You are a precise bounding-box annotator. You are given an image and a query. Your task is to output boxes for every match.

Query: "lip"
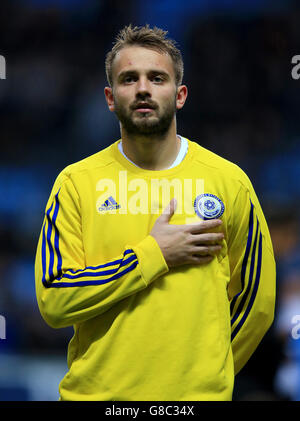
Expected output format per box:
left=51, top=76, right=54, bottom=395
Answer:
left=135, top=108, right=153, bottom=112
left=134, top=102, right=156, bottom=111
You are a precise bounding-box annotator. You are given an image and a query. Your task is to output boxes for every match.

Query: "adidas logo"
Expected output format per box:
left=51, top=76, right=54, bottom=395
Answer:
left=98, top=196, right=121, bottom=212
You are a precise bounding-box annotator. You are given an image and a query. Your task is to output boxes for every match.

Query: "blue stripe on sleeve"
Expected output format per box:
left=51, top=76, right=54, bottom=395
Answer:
left=67, top=248, right=135, bottom=275
left=231, top=217, right=259, bottom=327
left=45, top=259, right=139, bottom=288
left=46, top=202, right=55, bottom=280
left=230, top=201, right=254, bottom=315
left=53, top=191, right=62, bottom=278
left=56, top=253, right=137, bottom=281
left=41, top=189, right=139, bottom=289
left=231, top=232, right=263, bottom=341
left=48, top=192, right=61, bottom=280
left=41, top=222, right=47, bottom=286
left=43, top=190, right=62, bottom=283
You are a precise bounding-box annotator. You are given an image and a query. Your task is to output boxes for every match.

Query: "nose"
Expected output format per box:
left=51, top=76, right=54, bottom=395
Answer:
left=136, top=76, right=151, bottom=98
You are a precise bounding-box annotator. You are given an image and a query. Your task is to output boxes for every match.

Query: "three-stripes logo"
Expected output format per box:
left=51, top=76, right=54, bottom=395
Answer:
left=98, top=196, right=121, bottom=212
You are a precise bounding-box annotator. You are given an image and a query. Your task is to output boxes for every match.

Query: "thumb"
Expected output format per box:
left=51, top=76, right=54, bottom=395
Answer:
left=159, top=198, right=177, bottom=223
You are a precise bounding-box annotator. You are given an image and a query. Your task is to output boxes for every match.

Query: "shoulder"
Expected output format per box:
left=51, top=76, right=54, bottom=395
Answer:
left=64, top=142, right=117, bottom=178
left=49, top=141, right=119, bottom=195
left=55, top=141, right=118, bottom=184
left=189, top=139, right=254, bottom=192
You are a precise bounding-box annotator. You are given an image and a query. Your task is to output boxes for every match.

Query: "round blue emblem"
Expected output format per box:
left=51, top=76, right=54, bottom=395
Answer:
left=194, top=194, right=225, bottom=220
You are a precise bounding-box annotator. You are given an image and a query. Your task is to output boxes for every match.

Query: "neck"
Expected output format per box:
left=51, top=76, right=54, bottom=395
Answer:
left=120, top=119, right=181, bottom=170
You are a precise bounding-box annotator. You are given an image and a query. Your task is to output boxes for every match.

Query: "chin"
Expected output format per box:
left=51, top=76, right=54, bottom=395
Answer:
left=132, top=119, right=159, bottom=130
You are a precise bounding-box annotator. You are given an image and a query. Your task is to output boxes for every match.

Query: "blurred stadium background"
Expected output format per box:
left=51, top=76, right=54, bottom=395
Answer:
left=1, top=0, right=300, bottom=401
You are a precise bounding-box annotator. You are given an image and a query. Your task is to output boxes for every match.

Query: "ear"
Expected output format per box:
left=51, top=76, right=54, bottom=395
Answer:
left=176, top=85, right=188, bottom=110
left=104, top=87, right=115, bottom=112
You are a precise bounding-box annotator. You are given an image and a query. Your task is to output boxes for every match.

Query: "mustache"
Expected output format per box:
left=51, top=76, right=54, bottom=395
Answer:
left=130, top=100, right=158, bottom=110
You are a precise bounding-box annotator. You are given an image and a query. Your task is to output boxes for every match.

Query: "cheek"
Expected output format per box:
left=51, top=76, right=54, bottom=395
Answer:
left=115, top=87, right=135, bottom=102
left=113, top=94, right=131, bottom=113
left=158, top=89, right=177, bottom=108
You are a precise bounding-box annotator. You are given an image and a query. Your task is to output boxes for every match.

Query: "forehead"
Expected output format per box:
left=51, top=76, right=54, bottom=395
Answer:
left=112, top=46, right=175, bottom=79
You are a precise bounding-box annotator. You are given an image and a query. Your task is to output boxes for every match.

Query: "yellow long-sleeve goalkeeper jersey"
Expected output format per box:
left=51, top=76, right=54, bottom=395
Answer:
left=35, top=137, right=276, bottom=401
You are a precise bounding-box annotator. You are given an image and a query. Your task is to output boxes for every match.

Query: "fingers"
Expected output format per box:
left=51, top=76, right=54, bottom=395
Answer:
left=188, top=255, right=214, bottom=265
left=189, top=232, right=224, bottom=245
left=187, top=219, right=223, bottom=234
left=190, top=244, right=222, bottom=256
left=159, top=198, right=177, bottom=223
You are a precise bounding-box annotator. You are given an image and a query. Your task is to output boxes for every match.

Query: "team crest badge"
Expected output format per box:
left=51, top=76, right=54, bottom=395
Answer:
left=194, top=194, right=225, bottom=220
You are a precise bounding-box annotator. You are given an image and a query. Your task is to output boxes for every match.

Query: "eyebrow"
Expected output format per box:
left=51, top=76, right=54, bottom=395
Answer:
left=117, top=69, right=170, bottom=82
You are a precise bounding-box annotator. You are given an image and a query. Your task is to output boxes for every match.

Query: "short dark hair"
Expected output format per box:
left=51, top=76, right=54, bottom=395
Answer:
left=105, top=24, right=184, bottom=87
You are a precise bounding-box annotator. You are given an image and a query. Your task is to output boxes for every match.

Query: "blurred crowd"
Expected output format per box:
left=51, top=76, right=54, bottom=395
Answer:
left=0, top=0, right=300, bottom=401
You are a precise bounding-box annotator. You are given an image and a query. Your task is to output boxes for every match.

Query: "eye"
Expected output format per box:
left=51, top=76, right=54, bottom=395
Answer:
left=152, top=75, right=164, bottom=83
left=123, top=75, right=136, bottom=84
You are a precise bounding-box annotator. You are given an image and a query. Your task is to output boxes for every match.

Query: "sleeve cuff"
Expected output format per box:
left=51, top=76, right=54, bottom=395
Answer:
left=131, top=235, right=169, bottom=286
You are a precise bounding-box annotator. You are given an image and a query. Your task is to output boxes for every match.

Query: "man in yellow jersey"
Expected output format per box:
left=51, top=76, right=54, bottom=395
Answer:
left=35, top=25, right=276, bottom=401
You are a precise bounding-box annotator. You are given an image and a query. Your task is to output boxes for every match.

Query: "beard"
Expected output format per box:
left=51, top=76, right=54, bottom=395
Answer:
left=114, top=94, right=177, bottom=138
